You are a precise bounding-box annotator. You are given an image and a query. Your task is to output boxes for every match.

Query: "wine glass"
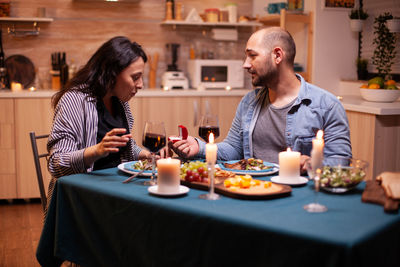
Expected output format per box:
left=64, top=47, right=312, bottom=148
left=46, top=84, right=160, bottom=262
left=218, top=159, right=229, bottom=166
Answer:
left=142, top=122, right=166, bottom=186
left=303, top=160, right=327, bottom=213
left=198, top=114, right=220, bottom=142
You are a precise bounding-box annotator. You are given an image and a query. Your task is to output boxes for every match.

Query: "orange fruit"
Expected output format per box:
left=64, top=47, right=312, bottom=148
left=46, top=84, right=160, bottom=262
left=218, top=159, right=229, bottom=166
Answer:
left=368, top=83, right=380, bottom=89
left=360, top=84, right=368, bottom=88
left=385, top=80, right=396, bottom=86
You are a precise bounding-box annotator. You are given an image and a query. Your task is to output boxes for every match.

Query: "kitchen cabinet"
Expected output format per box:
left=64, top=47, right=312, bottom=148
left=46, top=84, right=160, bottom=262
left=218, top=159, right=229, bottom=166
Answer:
left=259, top=9, right=313, bottom=82
left=0, top=99, right=16, bottom=199
left=14, top=98, right=53, bottom=198
left=346, top=110, right=400, bottom=180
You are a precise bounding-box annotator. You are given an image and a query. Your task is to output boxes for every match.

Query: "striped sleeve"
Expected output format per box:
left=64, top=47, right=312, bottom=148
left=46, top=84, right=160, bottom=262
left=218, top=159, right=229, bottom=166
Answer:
left=121, top=101, right=142, bottom=161
left=47, top=90, right=98, bottom=178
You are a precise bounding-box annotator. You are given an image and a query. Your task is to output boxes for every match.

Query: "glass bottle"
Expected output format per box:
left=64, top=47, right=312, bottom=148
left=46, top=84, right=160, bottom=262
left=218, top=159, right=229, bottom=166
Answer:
left=0, top=29, right=9, bottom=89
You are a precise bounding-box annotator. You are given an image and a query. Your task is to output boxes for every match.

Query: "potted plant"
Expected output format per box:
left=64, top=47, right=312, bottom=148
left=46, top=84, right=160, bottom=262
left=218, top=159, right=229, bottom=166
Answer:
left=356, top=58, right=368, bottom=80
left=371, top=13, right=397, bottom=80
left=349, top=8, right=369, bottom=32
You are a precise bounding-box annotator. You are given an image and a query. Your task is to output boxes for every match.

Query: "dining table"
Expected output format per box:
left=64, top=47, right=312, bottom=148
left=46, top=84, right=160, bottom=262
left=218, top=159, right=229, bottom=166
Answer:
left=36, top=165, right=400, bottom=267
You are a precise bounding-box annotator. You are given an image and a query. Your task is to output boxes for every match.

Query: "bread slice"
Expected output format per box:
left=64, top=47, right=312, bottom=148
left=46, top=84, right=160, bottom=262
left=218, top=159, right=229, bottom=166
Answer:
left=377, top=172, right=400, bottom=199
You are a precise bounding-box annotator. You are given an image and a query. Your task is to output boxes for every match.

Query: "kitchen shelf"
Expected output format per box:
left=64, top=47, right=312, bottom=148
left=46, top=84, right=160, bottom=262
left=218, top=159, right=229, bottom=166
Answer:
left=259, top=9, right=313, bottom=82
left=0, top=17, right=53, bottom=23
left=0, top=17, right=53, bottom=37
left=161, top=20, right=262, bottom=27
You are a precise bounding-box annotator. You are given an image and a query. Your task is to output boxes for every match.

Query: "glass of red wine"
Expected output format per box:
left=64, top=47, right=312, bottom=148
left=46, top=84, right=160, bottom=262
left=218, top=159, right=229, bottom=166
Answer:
left=198, top=114, right=220, bottom=142
left=142, top=121, right=166, bottom=186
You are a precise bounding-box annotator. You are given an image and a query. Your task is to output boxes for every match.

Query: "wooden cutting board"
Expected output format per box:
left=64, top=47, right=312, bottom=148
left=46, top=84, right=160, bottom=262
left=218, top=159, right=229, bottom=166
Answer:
left=5, top=55, right=35, bottom=88
left=362, top=180, right=399, bottom=213
left=181, top=180, right=292, bottom=200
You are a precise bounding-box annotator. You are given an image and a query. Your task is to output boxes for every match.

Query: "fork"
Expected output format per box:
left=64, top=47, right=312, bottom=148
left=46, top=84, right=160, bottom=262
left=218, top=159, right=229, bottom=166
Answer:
left=122, top=170, right=145, bottom=184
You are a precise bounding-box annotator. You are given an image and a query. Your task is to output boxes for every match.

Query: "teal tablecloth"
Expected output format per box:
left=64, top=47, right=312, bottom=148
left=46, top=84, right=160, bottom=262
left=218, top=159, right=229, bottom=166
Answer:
left=37, top=168, right=400, bottom=267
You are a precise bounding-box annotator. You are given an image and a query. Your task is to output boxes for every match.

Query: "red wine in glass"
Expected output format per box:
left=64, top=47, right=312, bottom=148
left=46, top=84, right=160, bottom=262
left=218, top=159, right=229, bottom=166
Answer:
left=198, top=126, right=220, bottom=142
left=143, top=133, right=166, bottom=153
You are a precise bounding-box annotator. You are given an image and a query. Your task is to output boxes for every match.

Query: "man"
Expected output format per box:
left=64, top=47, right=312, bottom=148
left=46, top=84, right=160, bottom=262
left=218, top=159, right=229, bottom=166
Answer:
left=170, top=27, right=351, bottom=171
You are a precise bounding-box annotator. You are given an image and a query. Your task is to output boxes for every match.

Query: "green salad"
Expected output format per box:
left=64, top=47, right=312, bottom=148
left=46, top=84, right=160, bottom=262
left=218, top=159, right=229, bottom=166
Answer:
left=320, top=166, right=366, bottom=188
left=133, top=160, right=153, bottom=170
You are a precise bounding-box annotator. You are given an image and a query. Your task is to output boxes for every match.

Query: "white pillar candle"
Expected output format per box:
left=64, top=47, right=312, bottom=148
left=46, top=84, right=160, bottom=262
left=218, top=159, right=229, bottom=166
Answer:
left=206, top=133, right=217, bottom=163
left=156, top=158, right=181, bottom=193
left=279, top=148, right=300, bottom=180
left=311, top=130, right=324, bottom=171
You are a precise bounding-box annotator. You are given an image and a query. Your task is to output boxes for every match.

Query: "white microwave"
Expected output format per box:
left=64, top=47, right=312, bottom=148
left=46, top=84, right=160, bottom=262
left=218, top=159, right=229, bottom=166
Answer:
left=187, top=59, right=244, bottom=89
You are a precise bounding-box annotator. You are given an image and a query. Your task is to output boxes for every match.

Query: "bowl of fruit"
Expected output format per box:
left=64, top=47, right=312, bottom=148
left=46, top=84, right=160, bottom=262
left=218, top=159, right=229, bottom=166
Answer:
left=320, top=158, right=368, bottom=193
left=360, top=77, right=400, bottom=103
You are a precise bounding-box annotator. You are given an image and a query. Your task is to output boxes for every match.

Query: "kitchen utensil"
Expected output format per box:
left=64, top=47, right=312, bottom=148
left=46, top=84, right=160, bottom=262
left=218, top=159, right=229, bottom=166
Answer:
left=122, top=169, right=145, bottom=183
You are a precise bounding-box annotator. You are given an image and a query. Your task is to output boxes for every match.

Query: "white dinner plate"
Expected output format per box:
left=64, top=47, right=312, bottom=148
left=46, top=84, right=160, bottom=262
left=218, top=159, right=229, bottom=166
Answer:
left=270, top=176, right=308, bottom=186
left=219, top=160, right=279, bottom=176
left=148, top=185, right=189, bottom=197
left=118, top=161, right=155, bottom=177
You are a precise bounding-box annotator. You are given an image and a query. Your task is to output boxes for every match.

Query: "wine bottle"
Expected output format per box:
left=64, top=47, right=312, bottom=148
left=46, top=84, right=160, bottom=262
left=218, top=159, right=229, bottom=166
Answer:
left=0, top=29, right=9, bottom=89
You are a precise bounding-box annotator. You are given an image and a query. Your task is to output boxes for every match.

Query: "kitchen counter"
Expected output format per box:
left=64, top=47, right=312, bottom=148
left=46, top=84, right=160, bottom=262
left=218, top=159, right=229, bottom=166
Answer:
left=0, top=89, right=251, bottom=98
left=340, top=95, right=400, bottom=115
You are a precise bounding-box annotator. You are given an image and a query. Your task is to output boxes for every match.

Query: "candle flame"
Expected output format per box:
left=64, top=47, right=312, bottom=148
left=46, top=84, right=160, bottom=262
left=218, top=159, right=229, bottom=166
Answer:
left=316, top=130, right=324, bottom=140
left=209, top=132, right=214, bottom=144
left=287, top=147, right=291, bottom=152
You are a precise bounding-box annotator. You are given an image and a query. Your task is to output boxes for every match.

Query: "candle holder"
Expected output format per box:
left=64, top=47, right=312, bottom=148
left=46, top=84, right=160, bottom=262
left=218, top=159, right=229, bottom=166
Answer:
left=303, top=169, right=327, bottom=213
left=199, top=162, right=220, bottom=200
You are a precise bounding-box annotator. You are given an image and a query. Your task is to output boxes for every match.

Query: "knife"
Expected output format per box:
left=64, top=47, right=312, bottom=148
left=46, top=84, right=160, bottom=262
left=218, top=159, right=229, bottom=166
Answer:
left=122, top=170, right=145, bottom=183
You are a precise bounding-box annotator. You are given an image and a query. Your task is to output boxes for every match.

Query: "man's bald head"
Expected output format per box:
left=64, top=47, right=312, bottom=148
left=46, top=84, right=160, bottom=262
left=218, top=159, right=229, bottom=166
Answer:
left=251, top=27, right=296, bottom=66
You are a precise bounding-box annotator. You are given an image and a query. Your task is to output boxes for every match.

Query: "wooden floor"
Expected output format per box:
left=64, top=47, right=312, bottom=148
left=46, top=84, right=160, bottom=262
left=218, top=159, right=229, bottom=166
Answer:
left=0, top=199, right=43, bottom=267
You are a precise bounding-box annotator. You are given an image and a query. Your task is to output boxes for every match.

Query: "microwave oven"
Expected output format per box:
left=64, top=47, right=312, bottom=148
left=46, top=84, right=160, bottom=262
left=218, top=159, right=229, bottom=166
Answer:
left=187, top=59, right=244, bottom=89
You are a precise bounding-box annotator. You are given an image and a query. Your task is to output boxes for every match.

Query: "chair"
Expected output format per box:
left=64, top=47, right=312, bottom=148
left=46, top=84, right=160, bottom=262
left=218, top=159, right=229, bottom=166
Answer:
left=29, top=132, right=49, bottom=212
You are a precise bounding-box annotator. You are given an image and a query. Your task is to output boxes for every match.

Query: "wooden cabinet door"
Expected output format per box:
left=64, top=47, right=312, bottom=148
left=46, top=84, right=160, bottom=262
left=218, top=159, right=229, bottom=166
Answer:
left=15, top=98, right=53, bottom=199
left=0, top=99, right=17, bottom=199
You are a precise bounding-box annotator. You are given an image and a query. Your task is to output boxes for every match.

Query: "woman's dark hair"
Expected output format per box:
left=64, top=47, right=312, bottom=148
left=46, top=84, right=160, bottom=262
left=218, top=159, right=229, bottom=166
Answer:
left=52, top=36, right=147, bottom=108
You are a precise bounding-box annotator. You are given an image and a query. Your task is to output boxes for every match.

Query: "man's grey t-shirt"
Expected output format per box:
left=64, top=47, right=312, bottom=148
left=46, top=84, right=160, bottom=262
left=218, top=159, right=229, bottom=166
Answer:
left=252, top=96, right=297, bottom=163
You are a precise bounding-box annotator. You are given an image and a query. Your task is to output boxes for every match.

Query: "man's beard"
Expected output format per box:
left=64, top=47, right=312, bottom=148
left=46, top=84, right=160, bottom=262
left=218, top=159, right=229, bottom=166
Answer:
left=250, top=63, right=277, bottom=88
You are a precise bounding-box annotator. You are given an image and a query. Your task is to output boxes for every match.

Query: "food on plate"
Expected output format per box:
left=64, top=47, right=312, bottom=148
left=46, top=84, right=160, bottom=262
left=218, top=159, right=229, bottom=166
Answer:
left=132, top=160, right=153, bottom=170
left=215, top=169, right=235, bottom=178
left=224, top=158, right=273, bottom=171
left=223, top=174, right=271, bottom=190
left=320, top=165, right=366, bottom=189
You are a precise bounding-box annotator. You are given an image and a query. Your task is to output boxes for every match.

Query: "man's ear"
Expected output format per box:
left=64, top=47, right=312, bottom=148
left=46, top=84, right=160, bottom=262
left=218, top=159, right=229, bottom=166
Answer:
left=273, top=47, right=283, bottom=64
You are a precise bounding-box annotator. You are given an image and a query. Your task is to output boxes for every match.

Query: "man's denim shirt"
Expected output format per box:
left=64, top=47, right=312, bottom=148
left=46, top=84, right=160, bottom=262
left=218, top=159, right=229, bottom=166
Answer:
left=197, top=75, right=352, bottom=164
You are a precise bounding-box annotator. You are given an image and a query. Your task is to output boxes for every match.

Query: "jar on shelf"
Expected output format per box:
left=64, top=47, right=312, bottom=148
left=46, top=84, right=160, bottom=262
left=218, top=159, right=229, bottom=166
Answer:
left=219, top=8, right=229, bottom=22
left=205, top=8, right=219, bottom=23
left=225, top=3, right=237, bottom=23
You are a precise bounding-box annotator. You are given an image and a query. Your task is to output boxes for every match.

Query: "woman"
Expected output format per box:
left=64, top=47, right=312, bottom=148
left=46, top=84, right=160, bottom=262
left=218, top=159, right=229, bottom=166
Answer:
left=47, top=37, right=155, bottom=203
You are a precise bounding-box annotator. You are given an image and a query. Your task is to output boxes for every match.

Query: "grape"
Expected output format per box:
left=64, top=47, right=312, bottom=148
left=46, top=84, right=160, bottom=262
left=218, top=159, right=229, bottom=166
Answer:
left=197, top=167, right=204, bottom=174
left=186, top=169, right=193, bottom=176
left=193, top=172, right=201, bottom=182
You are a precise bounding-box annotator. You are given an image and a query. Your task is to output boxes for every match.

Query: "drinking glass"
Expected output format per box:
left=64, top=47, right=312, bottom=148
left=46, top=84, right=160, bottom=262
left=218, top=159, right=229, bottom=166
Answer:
left=198, top=114, right=220, bottom=142
left=142, top=122, right=166, bottom=186
left=303, top=162, right=327, bottom=213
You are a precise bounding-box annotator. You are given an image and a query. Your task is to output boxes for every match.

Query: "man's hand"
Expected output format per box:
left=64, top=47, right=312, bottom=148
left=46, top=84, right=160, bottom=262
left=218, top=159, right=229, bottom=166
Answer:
left=300, top=155, right=311, bottom=175
left=169, top=136, right=199, bottom=159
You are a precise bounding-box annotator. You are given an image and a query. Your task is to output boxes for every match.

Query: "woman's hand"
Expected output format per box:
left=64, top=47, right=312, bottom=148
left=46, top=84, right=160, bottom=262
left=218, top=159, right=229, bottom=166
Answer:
left=84, top=128, right=131, bottom=168
left=169, top=136, right=199, bottom=159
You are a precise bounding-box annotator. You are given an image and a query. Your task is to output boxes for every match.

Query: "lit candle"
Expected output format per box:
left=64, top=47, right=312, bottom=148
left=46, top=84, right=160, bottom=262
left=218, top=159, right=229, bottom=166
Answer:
left=11, top=82, right=22, bottom=92
left=206, top=133, right=217, bottom=163
left=279, top=148, right=301, bottom=180
left=311, top=130, right=324, bottom=171
left=156, top=158, right=181, bottom=193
